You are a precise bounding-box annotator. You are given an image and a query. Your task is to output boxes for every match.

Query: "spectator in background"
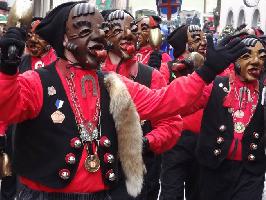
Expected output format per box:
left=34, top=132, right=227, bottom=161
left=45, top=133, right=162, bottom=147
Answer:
left=191, top=14, right=201, bottom=27
left=186, top=14, right=192, bottom=25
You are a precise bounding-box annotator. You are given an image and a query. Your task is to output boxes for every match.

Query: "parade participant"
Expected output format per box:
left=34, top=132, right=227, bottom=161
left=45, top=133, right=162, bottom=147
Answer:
left=160, top=24, right=207, bottom=84
left=0, top=27, right=27, bottom=200
left=102, top=10, right=180, bottom=200
left=19, top=18, right=57, bottom=72
left=192, top=35, right=266, bottom=200
left=159, top=25, right=206, bottom=200
left=0, top=2, right=246, bottom=200
left=134, top=15, right=171, bottom=70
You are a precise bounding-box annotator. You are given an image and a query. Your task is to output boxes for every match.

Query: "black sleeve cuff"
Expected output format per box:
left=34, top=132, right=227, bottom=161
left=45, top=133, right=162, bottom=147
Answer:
left=195, top=65, right=217, bottom=84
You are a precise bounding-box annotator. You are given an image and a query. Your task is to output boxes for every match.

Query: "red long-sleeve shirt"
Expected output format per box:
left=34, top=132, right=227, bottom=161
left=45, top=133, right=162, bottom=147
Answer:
left=0, top=59, right=206, bottom=193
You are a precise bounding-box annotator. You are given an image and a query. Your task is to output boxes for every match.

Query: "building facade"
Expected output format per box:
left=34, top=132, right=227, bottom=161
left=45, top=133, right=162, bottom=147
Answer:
left=181, top=0, right=218, bottom=27
left=219, top=0, right=265, bottom=32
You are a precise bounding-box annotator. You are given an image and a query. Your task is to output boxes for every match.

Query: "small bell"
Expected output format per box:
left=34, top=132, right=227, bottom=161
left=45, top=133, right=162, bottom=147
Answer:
left=219, top=125, right=226, bottom=132
left=100, top=136, right=111, bottom=148
left=109, top=173, right=116, bottom=181
left=106, top=170, right=116, bottom=181
left=213, top=149, right=221, bottom=156
left=248, top=154, right=255, bottom=161
left=250, top=143, right=258, bottom=150
left=65, top=153, right=76, bottom=164
left=70, top=137, right=82, bottom=149
left=104, top=153, right=114, bottom=164
left=217, top=137, right=224, bottom=144
left=253, top=132, right=259, bottom=139
left=59, top=169, right=70, bottom=180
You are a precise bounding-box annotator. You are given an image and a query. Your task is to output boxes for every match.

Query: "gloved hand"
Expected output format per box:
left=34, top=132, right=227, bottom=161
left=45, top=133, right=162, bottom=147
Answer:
left=0, top=27, right=26, bottom=75
left=196, top=34, right=248, bottom=83
left=148, top=50, right=162, bottom=70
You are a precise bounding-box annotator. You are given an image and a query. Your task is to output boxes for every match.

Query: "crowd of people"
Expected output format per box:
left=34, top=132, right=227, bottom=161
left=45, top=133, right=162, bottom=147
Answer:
left=0, top=1, right=265, bottom=200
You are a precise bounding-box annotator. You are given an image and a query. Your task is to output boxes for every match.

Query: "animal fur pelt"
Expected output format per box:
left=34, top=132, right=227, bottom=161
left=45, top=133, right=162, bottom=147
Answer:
left=104, top=73, right=146, bottom=197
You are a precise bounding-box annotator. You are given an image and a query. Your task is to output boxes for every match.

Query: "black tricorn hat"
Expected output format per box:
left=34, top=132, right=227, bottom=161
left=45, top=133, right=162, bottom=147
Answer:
left=35, top=1, right=86, bottom=58
left=167, top=25, right=188, bottom=58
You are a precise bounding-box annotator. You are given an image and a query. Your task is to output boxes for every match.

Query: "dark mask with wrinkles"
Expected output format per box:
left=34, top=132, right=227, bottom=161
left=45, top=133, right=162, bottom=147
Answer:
left=65, top=3, right=106, bottom=69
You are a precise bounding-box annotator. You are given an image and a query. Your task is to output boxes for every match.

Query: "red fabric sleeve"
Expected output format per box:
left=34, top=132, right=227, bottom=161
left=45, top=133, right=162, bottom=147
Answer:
left=161, top=52, right=172, bottom=63
left=145, top=68, right=182, bottom=154
left=159, top=62, right=170, bottom=84
left=150, top=68, right=167, bottom=89
left=182, top=109, right=203, bottom=134
left=146, top=115, right=182, bottom=154
left=182, top=82, right=213, bottom=117
left=122, top=71, right=207, bottom=121
left=0, top=71, right=43, bottom=124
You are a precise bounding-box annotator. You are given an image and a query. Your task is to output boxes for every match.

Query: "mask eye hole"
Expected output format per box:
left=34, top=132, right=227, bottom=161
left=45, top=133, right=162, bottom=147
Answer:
left=79, top=28, right=92, bottom=37
left=130, top=25, right=138, bottom=33
left=241, top=54, right=251, bottom=60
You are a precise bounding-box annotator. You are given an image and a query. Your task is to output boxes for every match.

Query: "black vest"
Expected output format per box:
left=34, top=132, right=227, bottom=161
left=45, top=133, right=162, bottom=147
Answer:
left=196, top=76, right=266, bottom=175
left=134, top=63, right=153, bottom=135
left=19, top=55, right=32, bottom=73
left=14, top=62, right=119, bottom=188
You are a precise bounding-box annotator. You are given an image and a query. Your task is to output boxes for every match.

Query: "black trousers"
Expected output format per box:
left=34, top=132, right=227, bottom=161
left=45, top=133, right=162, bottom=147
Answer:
left=110, top=153, right=161, bottom=200
left=159, top=132, right=199, bottom=200
left=199, top=160, right=265, bottom=200
left=17, top=185, right=111, bottom=200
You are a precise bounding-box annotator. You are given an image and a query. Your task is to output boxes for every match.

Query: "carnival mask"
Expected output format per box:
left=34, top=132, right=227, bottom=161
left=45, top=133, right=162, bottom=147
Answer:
left=106, top=10, right=137, bottom=60
left=187, top=25, right=206, bottom=56
left=26, top=32, right=49, bottom=57
left=65, top=3, right=106, bottom=69
left=236, top=37, right=266, bottom=82
left=135, top=17, right=150, bottom=48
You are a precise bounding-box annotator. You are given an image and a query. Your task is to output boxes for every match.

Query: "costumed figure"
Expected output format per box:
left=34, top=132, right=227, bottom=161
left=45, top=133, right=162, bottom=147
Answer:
left=134, top=15, right=171, bottom=70
left=159, top=24, right=207, bottom=200
left=19, top=18, right=57, bottom=72
left=0, top=27, right=27, bottom=200
left=0, top=2, right=247, bottom=200
left=160, top=25, right=207, bottom=84
left=102, top=10, right=180, bottom=200
left=194, top=35, right=266, bottom=200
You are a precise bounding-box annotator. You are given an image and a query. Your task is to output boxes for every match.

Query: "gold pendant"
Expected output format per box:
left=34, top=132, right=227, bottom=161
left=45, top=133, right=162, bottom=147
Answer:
left=234, top=122, right=245, bottom=133
left=234, top=110, right=244, bottom=118
left=84, top=154, right=100, bottom=173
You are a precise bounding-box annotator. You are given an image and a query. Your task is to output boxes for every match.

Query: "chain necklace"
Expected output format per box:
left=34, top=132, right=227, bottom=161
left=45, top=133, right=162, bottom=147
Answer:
left=65, top=69, right=101, bottom=172
left=231, top=83, right=258, bottom=134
